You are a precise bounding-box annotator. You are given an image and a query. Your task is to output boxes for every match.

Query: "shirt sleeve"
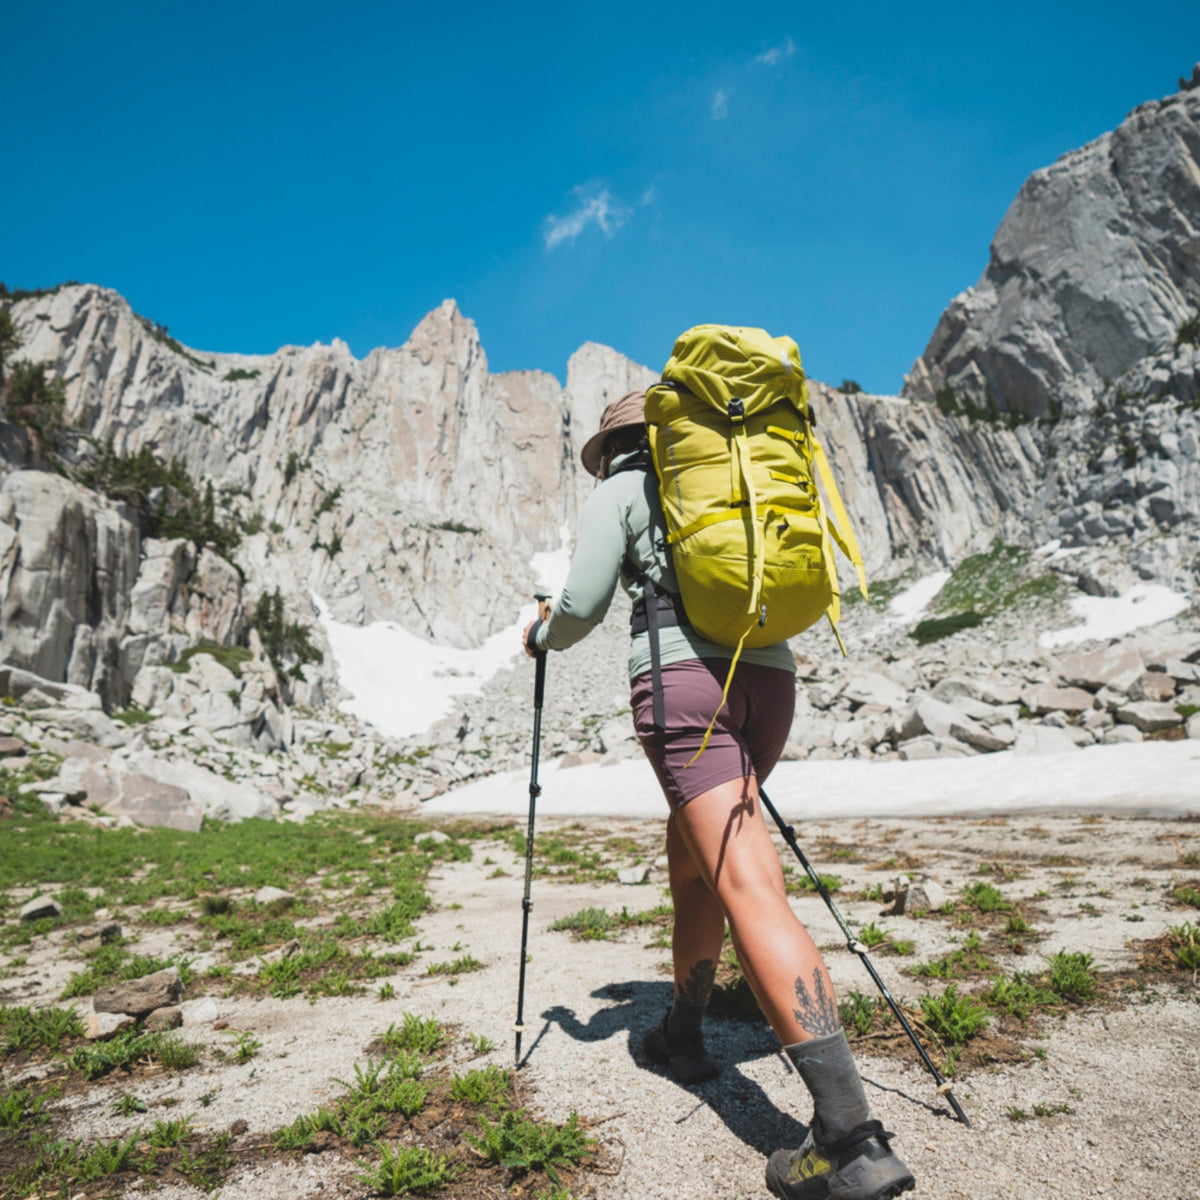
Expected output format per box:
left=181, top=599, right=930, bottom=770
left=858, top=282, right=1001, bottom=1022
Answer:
left=535, top=480, right=628, bottom=652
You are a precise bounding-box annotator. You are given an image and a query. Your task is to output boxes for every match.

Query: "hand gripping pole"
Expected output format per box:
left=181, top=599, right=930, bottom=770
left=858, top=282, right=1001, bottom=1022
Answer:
left=758, top=786, right=970, bottom=1127
left=514, top=594, right=550, bottom=1067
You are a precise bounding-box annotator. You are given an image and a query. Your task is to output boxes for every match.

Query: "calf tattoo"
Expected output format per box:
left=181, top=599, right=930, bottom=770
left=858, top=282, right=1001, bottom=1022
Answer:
left=677, top=958, right=717, bottom=1006
left=791, top=967, right=840, bottom=1036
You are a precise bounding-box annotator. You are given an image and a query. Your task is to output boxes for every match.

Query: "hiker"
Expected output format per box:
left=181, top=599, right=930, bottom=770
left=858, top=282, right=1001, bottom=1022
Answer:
left=521, top=385, right=915, bottom=1200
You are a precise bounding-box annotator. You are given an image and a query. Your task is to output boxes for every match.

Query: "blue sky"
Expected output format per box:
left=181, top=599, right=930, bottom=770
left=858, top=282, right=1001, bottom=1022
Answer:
left=4, top=1, right=1198, bottom=393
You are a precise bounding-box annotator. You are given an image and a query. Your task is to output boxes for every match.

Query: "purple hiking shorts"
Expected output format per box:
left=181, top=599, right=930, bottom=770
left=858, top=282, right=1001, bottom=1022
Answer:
left=630, top=657, right=795, bottom=810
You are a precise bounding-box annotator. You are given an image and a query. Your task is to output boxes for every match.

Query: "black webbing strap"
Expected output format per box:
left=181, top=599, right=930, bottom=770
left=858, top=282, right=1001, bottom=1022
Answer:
left=629, top=578, right=687, bottom=733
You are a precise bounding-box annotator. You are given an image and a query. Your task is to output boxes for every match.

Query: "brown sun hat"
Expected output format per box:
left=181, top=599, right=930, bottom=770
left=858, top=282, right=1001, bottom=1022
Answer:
left=580, top=390, right=647, bottom=479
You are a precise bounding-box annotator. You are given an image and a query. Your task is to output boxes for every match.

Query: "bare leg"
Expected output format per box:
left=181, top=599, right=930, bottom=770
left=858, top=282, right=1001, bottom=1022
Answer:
left=666, top=809, right=725, bottom=1005
left=671, top=774, right=839, bottom=1043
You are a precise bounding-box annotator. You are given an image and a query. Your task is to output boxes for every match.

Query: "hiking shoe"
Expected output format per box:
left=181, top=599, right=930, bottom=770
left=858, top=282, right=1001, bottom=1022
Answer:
left=642, top=1010, right=719, bottom=1083
left=765, top=1119, right=915, bottom=1200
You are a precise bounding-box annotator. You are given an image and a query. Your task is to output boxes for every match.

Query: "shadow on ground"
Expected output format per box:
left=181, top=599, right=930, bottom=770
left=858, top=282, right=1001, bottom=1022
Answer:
left=541, top=980, right=808, bottom=1156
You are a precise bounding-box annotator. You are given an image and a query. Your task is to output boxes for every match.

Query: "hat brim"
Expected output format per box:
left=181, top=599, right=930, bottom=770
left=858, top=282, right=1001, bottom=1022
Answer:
left=580, top=422, right=644, bottom=479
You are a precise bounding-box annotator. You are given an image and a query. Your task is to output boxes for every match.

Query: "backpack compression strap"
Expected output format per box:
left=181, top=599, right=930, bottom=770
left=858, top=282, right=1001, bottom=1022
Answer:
left=810, top=432, right=867, bottom=658
left=686, top=398, right=764, bottom=765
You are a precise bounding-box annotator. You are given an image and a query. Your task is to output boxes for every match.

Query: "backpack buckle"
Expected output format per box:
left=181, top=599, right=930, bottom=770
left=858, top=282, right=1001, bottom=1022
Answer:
left=728, top=398, right=745, bottom=424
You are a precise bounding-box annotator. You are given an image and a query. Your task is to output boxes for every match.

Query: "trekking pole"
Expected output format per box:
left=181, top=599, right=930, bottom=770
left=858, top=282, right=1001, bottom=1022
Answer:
left=758, top=786, right=970, bottom=1128
left=514, top=594, right=551, bottom=1068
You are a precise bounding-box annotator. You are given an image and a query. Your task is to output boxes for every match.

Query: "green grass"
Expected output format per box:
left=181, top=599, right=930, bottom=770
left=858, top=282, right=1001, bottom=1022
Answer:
left=1166, top=922, right=1200, bottom=972
left=358, top=1144, right=463, bottom=1196
left=961, top=882, right=1015, bottom=913
left=67, top=1030, right=199, bottom=1080
left=838, top=991, right=883, bottom=1037
left=911, top=930, right=992, bottom=980
left=169, top=640, right=253, bottom=679
left=70, top=1132, right=143, bottom=1181
left=426, top=954, right=482, bottom=976
left=0, top=1004, right=85, bottom=1055
left=113, top=705, right=155, bottom=726
left=548, top=903, right=671, bottom=941
left=978, top=974, right=1059, bottom=1021
left=466, top=1109, right=594, bottom=1187
left=855, top=923, right=915, bottom=956
left=936, top=542, right=1030, bottom=612
left=248, top=936, right=400, bottom=1000
left=380, top=1014, right=445, bottom=1056
left=0, top=783, right=455, bottom=911
left=506, top=830, right=617, bottom=884
left=451, top=1066, right=512, bottom=1107
left=785, top=872, right=842, bottom=896
left=1045, top=951, right=1099, bottom=1001
left=919, top=984, right=989, bottom=1046
left=147, top=1115, right=194, bottom=1148
left=910, top=611, right=986, bottom=644
left=62, top=945, right=195, bottom=999
left=0, top=1085, right=46, bottom=1129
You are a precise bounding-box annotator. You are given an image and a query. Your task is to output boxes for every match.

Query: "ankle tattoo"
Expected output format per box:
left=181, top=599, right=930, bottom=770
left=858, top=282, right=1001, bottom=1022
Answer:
left=791, top=967, right=840, bottom=1036
left=677, top=958, right=716, bottom=1007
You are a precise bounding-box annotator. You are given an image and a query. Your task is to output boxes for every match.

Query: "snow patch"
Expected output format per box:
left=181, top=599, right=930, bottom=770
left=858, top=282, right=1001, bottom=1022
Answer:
left=312, top=594, right=537, bottom=739
left=887, top=571, right=950, bottom=622
left=423, top=740, right=1200, bottom=820
left=311, top=528, right=577, bottom=738
left=530, top=524, right=571, bottom=601
left=1039, top=585, right=1191, bottom=648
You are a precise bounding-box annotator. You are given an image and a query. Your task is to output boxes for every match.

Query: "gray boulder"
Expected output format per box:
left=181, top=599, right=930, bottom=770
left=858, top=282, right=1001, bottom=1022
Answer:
left=119, top=750, right=278, bottom=822
left=1129, top=671, right=1176, bottom=703
left=76, top=922, right=123, bottom=954
left=56, top=757, right=203, bottom=832
left=20, top=895, right=62, bottom=922
left=901, top=877, right=947, bottom=914
left=1026, top=686, right=1095, bottom=716
left=1014, top=726, right=1083, bottom=755
left=1058, top=647, right=1145, bottom=693
left=1114, top=701, right=1183, bottom=733
left=841, top=672, right=908, bottom=710
left=84, top=1012, right=136, bottom=1041
left=144, top=1006, right=184, bottom=1032
left=911, top=696, right=1007, bottom=752
left=1104, top=725, right=1145, bottom=745
left=93, top=967, right=183, bottom=1017
left=898, top=735, right=976, bottom=760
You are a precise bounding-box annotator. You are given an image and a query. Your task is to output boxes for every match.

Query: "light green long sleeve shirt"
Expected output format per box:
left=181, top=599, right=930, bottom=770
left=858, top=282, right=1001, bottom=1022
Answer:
left=534, top=454, right=796, bottom=681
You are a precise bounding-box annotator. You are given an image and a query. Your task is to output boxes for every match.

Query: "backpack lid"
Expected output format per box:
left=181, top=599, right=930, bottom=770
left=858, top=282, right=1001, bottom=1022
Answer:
left=658, top=325, right=806, bottom=414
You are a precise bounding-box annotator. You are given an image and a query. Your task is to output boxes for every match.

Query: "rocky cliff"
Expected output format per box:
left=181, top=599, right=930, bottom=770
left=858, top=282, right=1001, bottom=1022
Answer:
left=2, top=69, right=1199, bottom=742
left=0, top=283, right=1056, bottom=707
left=904, top=76, right=1200, bottom=417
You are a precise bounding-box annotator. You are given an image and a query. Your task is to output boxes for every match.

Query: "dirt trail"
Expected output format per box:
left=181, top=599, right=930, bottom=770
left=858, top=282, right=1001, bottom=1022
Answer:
left=5, top=810, right=1199, bottom=1200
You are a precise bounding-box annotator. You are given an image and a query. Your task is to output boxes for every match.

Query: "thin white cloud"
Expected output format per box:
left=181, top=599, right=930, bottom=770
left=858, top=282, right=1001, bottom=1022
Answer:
left=639, top=182, right=658, bottom=206
left=711, top=87, right=730, bottom=120
left=542, top=184, right=632, bottom=251
left=753, top=36, right=795, bottom=67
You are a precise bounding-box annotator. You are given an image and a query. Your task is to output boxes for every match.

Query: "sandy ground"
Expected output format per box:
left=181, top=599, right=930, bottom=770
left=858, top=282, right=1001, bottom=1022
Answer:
left=7, top=806, right=1199, bottom=1200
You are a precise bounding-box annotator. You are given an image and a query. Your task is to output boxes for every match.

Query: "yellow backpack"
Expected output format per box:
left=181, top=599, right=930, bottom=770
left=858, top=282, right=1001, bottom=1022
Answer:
left=644, top=325, right=867, bottom=748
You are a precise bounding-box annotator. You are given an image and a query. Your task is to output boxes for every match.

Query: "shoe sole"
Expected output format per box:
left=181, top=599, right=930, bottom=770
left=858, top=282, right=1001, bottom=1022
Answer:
left=766, top=1167, right=916, bottom=1200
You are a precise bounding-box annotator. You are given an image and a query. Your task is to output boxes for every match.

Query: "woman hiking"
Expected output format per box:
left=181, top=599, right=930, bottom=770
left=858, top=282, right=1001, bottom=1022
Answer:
left=522, top=389, right=915, bottom=1200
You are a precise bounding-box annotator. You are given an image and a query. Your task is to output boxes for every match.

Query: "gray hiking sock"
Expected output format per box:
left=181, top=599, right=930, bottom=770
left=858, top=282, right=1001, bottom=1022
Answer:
left=666, top=996, right=707, bottom=1038
left=783, top=1029, right=871, bottom=1142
